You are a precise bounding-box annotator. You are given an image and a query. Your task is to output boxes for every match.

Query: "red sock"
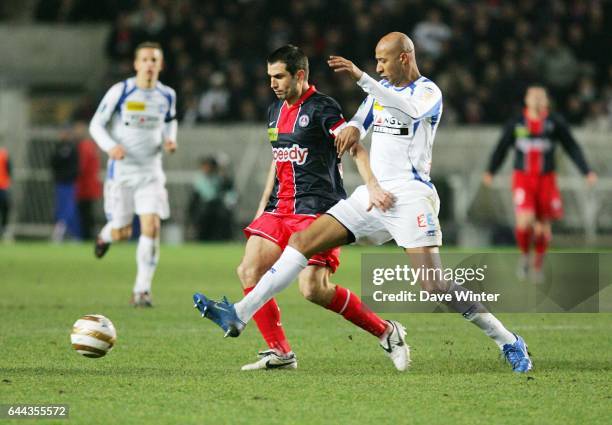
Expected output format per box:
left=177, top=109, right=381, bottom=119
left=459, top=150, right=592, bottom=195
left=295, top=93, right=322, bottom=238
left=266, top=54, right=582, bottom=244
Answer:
left=243, top=287, right=291, bottom=354
left=326, top=285, right=388, bottom=338
left=515, top=227, right=532, bottom=254
left=534, top=233, right=550, bottom=270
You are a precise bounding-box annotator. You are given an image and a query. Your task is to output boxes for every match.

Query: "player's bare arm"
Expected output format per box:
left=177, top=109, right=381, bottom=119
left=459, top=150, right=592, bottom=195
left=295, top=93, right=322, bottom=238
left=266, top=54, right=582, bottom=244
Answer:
left=350, top=143, right=395, bottom=212
left=254, top=160, right=276, bottom=219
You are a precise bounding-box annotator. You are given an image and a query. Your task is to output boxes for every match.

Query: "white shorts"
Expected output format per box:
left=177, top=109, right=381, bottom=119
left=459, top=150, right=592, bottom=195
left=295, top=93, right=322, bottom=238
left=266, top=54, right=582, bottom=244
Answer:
left=327, top=180, right=442, bottom=248
left=104, top=177, right=170, bottom=228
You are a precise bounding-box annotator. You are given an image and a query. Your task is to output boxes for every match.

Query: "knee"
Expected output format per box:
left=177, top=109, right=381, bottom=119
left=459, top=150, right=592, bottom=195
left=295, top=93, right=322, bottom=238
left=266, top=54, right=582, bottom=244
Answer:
left=236, top=262, right=263, bottom=288
left=288, top=231, right=309, bottom=254
left=420, top=279, right=448, bottom=294
left=298, top=272, right=331, bottom=305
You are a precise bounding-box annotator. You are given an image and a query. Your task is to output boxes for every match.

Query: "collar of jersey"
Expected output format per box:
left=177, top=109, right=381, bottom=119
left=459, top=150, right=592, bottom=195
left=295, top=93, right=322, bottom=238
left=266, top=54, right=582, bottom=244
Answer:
left=284, top=85, right=316, bottom=110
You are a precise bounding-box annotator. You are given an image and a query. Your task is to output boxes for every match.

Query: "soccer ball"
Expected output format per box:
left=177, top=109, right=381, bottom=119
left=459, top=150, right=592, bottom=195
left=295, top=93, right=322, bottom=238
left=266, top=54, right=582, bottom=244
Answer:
left=70, top=314, right=117, bottom=358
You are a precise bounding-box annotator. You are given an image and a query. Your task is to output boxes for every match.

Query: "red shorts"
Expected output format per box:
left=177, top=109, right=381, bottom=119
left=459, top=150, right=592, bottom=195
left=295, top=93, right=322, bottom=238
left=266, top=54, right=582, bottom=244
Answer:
left=512, top=171, right=563, bottom=220
left=244, top=212, right=341, bottom=272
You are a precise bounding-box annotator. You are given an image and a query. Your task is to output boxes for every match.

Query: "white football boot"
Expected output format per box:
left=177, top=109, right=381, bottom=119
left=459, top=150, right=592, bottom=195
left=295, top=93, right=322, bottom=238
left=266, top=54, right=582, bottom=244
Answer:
left=380, top=320, right=410, bottom=371
left=240, top=350, right=297, bottom=371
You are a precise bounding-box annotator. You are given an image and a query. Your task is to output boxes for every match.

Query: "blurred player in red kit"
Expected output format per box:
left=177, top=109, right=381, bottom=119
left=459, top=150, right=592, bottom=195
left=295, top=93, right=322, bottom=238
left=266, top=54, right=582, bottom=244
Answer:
left=483, top=86, right=597, bottom=281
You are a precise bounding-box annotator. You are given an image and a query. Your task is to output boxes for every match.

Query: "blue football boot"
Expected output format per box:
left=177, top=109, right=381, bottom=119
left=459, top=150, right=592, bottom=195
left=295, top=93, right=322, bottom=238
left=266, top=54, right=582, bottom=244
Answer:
left=193, top=293, right=245, bottom=337
left=502, top=334, right=533, bottom=373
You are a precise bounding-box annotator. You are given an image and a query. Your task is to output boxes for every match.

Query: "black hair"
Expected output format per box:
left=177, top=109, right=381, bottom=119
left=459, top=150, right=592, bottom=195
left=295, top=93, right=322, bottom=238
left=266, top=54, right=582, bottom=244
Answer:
left=267, top=44, right=309, bottom=78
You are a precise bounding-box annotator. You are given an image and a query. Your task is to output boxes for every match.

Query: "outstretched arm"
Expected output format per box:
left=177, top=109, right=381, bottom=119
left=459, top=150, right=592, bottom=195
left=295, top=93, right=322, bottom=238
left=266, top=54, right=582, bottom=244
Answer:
left=555, top=115, right=597, bottom=185
left=350, top=143, right=395, bottom=212
left=328, top=56, right=441, bottom=123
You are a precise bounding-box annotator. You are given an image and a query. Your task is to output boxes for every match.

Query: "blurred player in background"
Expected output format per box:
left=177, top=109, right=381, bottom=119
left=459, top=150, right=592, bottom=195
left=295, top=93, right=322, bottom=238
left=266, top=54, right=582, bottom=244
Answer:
left=483, top=86, right=597, bottom=282
left=0, top=145, right=11, bottom=238
left=89, top=42, right=177, bottom=307
left=194, top=33, right=533, bottom=373
left=194, top=45, right=406, bottom=371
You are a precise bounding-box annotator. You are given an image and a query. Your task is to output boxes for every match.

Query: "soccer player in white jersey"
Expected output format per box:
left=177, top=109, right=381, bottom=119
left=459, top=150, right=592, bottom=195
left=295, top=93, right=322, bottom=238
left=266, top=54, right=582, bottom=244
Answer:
left=194, top=32, right=532, bottom=373
left=89, top=42, right=177, bottom=307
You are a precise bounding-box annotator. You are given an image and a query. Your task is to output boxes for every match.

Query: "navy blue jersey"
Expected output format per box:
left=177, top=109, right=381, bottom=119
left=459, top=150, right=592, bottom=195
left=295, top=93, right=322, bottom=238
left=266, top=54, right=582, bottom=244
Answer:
left=265, top=85, right=347, bottom=215
left=488, top=112, right=591, bottom=175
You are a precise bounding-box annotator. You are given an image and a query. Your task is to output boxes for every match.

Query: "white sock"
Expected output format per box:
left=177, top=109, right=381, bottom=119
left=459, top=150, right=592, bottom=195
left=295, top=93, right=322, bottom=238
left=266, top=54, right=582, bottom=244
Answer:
left=467, top=312, right=517, bottom=348
left=234, top=246, right=308, bottom=323
left=99, top=223, right=113, bottom=243
left=133, top=235, right=159, bottom=294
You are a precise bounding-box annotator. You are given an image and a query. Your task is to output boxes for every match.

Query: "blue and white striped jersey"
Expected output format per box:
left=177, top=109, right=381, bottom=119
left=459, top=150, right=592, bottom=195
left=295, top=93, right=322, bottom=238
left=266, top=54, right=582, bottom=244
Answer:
left=348, top=73, right=442, bottom=185
left=89, top=77, right=177, bottom=182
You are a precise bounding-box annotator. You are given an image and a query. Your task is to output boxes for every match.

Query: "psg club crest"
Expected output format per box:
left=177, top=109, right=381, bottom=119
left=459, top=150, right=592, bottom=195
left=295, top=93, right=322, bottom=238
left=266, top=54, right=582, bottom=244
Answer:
left=298, top=114, right=310, bottom=128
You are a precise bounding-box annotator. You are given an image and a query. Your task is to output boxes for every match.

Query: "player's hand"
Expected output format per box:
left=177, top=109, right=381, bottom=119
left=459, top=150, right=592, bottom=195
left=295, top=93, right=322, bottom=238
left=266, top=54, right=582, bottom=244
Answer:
left=367, top=181, right=395, bottom=212
left=164, top=140, right=177, bottom=154
left=586, top=171, right=598, bottom=187
left=108, top=145, right=126, bottom=160
left=328, top=56, right=363, bottom=81
left=335, top=126, right=360, bottom=157
left=482, top=172, right=494, bottom=187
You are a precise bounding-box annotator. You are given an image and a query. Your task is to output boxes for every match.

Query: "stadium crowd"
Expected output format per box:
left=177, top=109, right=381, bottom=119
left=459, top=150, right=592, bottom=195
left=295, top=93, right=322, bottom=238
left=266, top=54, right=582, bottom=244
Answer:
left=35, top=0, right=611, bottom=126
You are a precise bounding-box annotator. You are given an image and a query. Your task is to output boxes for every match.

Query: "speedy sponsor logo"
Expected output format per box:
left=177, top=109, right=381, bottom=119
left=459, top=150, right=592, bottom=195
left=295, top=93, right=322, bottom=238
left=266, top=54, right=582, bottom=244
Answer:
left=272, top=144, right=308, bottom=165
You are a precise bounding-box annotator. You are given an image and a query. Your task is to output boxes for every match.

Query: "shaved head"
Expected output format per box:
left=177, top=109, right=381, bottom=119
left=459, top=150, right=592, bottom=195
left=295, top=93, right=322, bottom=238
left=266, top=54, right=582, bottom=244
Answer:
left=374, top=32, right=419, bottom=86
left=377, top=32, right=414, bottom=55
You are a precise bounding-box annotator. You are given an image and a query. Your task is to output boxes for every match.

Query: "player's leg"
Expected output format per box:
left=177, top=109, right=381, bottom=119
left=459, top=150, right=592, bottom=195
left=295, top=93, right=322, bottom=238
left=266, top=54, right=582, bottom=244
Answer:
left=233, top=214, right=350, bottom=324
left=237, top=235, right=294, bottom=359
left=514, top=210, right=535, bottom=280
left=532, top=219, right=551, bottom=282
left=512, top=172, right=536, bottom=279
left=131, top=213, right=160, bottom=306
left=407, top=246, right=532, bottom=372
left=298, top=265, right=410, bottom=371
left=95, top=180, right=134, bottom=257
left=130, top=179, right=169, bottom=305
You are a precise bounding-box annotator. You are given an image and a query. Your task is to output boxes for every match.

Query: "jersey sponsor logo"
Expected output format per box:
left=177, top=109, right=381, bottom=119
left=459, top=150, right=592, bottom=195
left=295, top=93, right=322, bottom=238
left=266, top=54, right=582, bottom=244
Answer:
left=272, top=144, right=308, bottom=165
left=373, top=101, right=384, bottom=111
left=373, top=125, right=409, bottom=135
left=126, top=101, right=146, bottom=111
left=124, top=114, right=161, bottom=130
left=298, top=114, right=310, bottom=128
left=268, top=127, right=279, bottom=142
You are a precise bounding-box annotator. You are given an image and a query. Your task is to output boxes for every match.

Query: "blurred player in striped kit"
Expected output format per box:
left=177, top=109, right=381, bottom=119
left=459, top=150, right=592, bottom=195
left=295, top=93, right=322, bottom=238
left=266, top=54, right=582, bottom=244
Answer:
left=483, top=86, right=597, bottom=282
left=89, top=42, right=177, bottom=307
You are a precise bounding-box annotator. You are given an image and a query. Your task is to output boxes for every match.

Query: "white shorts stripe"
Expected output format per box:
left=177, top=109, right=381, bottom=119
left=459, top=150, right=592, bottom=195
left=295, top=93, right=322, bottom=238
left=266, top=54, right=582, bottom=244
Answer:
left=245, top=227, right=279, bottom=243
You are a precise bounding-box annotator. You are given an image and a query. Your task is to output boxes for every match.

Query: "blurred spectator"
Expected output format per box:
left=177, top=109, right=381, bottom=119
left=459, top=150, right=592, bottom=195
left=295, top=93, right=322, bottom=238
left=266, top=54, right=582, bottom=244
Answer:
left=0, top=145, right=11, bottom=237
left=32, top=0, right=612, bottom=127
left=50, top=131, right=80, bottom=241
left=412, top=9, right=451, bottom=60
left=74, top=121, right=102, bottom=240
left=198, top=72, right=231, bottom=122
left=188, top=156, right=234, bottom=241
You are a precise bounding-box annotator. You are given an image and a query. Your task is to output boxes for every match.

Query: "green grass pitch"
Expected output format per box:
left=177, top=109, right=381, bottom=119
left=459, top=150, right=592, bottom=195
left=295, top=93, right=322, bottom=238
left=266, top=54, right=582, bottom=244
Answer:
left=1, top=243, right=611, bottom=424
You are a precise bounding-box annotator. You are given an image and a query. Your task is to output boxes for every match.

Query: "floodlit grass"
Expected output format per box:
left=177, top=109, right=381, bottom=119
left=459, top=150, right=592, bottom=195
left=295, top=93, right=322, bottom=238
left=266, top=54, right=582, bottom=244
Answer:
left=1, top=243, right=610, bottom=424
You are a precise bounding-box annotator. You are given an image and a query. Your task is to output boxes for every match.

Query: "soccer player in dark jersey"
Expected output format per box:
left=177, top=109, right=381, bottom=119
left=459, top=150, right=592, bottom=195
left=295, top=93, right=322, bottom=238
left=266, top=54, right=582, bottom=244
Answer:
left=194, top=45, right=406, bottom=371
left=483, top=86, right=597, bottom=281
